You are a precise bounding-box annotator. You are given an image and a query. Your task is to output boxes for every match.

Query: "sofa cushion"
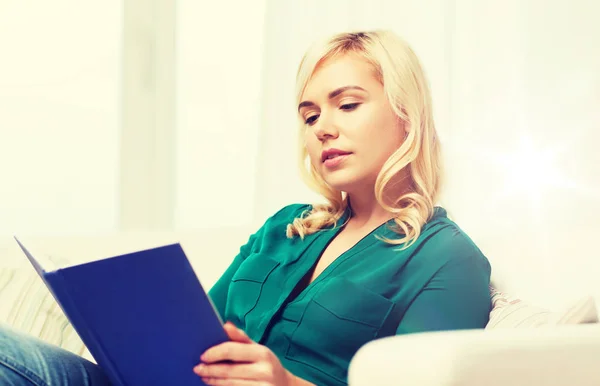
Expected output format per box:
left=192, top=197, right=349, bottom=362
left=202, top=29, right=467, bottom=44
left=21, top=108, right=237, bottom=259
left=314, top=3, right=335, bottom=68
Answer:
left=486, top=286, right=598, bottom=328
left=0, top=264, right=92, bottom=359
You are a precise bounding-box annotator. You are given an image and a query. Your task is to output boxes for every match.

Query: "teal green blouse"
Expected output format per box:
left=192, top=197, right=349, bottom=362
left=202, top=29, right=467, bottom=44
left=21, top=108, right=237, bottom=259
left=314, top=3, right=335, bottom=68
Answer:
left=208, top=204, right=492, bottom=385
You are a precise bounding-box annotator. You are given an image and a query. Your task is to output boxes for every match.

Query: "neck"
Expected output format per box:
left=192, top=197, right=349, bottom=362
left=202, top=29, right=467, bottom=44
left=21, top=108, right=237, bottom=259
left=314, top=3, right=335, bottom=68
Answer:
left=345, top=173, right=412, bottom=228
left=345, top=191, right=393, bottom=228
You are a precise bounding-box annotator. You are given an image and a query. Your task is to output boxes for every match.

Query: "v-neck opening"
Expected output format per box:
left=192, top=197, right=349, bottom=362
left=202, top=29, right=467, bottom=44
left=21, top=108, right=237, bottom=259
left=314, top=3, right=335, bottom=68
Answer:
left=286, top=216, right=394, bottom=306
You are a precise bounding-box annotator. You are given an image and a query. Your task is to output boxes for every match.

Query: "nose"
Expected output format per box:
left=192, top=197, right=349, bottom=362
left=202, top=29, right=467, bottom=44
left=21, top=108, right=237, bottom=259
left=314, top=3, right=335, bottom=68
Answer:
left=313, top=113, right=339, bottom=141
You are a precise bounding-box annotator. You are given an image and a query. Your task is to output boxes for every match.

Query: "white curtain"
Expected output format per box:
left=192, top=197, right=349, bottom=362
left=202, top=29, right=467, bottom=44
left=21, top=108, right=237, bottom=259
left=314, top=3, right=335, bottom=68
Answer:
left=174, top=0, right=267, bottom=230
left=446, top=0, right=600, bottom=306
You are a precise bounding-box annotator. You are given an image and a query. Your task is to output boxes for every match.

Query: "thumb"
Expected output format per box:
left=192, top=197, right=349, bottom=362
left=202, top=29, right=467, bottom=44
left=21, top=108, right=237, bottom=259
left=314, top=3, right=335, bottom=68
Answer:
left=224, top=321, right=253, bottom=343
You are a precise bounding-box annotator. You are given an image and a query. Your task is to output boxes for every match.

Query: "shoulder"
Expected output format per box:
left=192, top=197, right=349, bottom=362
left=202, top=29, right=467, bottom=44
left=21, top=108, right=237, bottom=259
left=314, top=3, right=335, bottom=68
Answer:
left=269, top=203, right=312, bottom=221
left=234, top=203, right=311, bottom=258
left=245, top=203, right=311, bottom=248
left=413, top=206, right=491, bottom=274
left=261, top=203, right=312, bottom=229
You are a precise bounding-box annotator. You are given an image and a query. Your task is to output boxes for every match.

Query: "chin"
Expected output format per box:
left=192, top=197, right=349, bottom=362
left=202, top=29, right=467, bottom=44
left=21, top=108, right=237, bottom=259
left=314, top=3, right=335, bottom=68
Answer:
left=321, top=172, right=366, bottom=194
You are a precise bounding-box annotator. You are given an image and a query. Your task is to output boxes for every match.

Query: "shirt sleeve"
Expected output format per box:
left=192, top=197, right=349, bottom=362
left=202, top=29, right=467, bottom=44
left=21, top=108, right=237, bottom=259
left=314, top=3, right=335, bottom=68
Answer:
left=207, top=232, right=257, bottom=321
left=396, top=253, right=492, bottom=334
left=207, top=203, right=308, bottom=321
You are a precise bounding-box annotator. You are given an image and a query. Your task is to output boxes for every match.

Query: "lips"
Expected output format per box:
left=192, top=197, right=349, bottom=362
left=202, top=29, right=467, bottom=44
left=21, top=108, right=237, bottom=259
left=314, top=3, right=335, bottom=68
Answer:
left=321, top=148, right=352, bottom=163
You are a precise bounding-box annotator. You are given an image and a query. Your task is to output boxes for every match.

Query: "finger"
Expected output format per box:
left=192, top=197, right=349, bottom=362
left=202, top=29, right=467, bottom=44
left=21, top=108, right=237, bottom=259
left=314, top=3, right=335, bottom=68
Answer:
left=223, top=322, right=253, bottom=344
left=201, top=342, right=267, bottom=364
left=194, top=362, right=269, bottom=380
left=201, top=377, right=261, bottom=386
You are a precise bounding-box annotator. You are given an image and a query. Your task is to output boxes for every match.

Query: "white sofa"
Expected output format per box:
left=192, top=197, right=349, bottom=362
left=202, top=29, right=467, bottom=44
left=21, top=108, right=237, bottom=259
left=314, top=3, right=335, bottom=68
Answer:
left=349, top=323, right=600, bottom=385
left=1, top=230, right=599, bottom=385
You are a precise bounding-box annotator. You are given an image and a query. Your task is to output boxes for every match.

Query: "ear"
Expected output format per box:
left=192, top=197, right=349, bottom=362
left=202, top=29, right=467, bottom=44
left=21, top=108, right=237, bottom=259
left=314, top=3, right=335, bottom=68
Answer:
left=397, top=116, right=409, bottom=135
left=397, top=106, right=410, bottom=133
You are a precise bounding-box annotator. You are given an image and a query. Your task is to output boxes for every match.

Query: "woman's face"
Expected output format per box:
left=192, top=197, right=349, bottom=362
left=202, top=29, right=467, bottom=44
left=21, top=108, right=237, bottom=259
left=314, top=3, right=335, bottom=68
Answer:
left=299, top=54, right=406, bottom=195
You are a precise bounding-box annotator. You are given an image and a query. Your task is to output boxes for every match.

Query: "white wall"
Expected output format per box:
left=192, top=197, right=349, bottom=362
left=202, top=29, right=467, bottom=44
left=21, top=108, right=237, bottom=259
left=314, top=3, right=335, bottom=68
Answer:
left=0, top=1, right=121, bottom=236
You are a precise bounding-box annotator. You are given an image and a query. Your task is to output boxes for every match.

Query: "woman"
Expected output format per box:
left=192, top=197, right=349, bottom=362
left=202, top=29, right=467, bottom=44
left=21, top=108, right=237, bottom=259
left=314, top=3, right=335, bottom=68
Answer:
left=0, top=30, right=491, bottom=385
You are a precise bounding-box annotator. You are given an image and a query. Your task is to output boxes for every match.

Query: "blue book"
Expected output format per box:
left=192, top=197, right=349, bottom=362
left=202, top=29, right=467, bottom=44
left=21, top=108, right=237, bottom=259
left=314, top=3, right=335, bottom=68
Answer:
left=14, top=236, right=229, bottom=386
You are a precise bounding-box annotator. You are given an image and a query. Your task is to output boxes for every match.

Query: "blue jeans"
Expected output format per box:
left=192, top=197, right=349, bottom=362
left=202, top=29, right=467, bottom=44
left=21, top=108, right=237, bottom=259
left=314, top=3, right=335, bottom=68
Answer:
left=0, top=323, right=112, bottom=385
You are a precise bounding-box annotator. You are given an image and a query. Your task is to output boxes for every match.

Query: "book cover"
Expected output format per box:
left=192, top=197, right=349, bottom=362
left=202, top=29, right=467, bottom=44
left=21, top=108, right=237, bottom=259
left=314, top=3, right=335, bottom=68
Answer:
left=14, top=237, right=229, bottom=386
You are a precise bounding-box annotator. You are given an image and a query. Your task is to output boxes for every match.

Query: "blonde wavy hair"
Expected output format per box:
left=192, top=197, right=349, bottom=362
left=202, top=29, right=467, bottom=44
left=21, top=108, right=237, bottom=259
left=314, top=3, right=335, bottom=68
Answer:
left=286, top=30, right=443, bottom=249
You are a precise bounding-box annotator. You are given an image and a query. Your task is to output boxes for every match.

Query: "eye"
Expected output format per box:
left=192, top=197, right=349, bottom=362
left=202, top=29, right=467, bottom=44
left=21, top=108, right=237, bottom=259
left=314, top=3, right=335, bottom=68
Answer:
left=305, top=115, right=319, bottom=126
left=340, top=103, right=360, bottom=111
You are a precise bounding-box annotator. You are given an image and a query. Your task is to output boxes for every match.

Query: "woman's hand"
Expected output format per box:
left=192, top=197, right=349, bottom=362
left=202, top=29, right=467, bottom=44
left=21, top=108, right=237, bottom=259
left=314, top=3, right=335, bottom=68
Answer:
left=193, top=322, right=302, bottom=386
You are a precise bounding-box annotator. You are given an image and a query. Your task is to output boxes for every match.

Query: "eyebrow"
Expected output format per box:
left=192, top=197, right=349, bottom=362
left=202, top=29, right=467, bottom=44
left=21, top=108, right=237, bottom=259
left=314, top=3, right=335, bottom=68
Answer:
left=298, top=85, right=367, bottom=111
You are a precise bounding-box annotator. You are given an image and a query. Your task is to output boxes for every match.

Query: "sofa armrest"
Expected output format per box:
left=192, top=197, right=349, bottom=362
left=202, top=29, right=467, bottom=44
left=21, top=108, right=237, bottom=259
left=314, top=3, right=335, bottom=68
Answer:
left=348, top=324, right=600, bottom=386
